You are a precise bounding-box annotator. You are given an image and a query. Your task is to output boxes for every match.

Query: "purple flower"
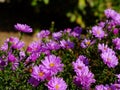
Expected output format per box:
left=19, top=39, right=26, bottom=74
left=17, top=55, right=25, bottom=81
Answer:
left=14, top=23, right=33, bottom=33
left=46, top=77, right=67, bottom=90
left=95, top=84, right=110, bottom=90
left=98, top=21, right=105, bottom=28
left=28, top=53, right=40, bottom=62
left=100, top=50, right=118, bottom=68
left=8, top=53, right=17, bottom=62
left=74, top=67, right=96, bottom=89
left=46, top=40, right=60, bottom=50
left=112, top=37, right=120, bottom=50
left=71, top=26, right=82, bottom=38
left=0, top=58, right=6, bottom=66
left=12, top=61, right=19, bottom=70
left=72, top=59, right=86, bottom=73
left=60, top=39, right=74, bottom=49
left=31, top=65, right=49, bottom=81
left=19, top=51, right=26, bottom=60
left=52, top=31, right=62, bottom=40
left=92, top=26, right=105, bottom=39
left=116, top=74, right=120, bottom=83
left=77, top=55, right=89, bottom=66
left=37, top=30, right=50, bottom=38
left=104, top=9, right=117, bottom=19
left=110, top=84, right=120, bottom=90
left=80, top=39, right=95, bottom=48
left=28, top=77, right=40, bottom=87
left=1, top=37, right=24, bottom=50
left=9, top=37, right=24, bottom=50
left=113, top=13, right=120, bottom=25
left=41, top=55, right=64, bottom=76
left=0, top=42, right=8, bottom=51
left=27, top=41, right=42, bottom=53
left=98, top=43, right=109, bottom=52
left=113, top=28, right=119, bottom=35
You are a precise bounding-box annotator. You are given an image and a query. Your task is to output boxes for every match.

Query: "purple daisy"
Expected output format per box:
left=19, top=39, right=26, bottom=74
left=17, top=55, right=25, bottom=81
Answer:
left=104, top=8, right=117, bottom=19
left=46, top=77, right=67, bottom=90
left=70, top=26, right=82, bottom=38
left=46, top=40, right=60, bottom=50
left=77, top=55, right=89, bottom=66
left=31, top=65, right=49, bottom=81
left=14, top=23, right=33, bottom=33
left=95, top=84, right=110, bottom=90
left=80, top=39, right=95, bottom=48
left=98, top=43, right=109, bottom=52
left=92, top=26, right=105, bottom=39
left=72, top=58, right=86, bottom=73
left=100, top=50, right=118, bottom=68
left=74, top=67, right=96, bottom=89
left=60, top=39, right=74, bottom=49
left=37, top=30, right=50, bottom=39
left=28, top=77, right=40, bottom=87
left=27, top=41, right=42, bottom=53
left=8, top=53, right=17, bottom=62
left=52, top=31, right=62, bottom=40
left=112, top=37, right=120, bottom=50
left=41, top=55, right=64, bottom=76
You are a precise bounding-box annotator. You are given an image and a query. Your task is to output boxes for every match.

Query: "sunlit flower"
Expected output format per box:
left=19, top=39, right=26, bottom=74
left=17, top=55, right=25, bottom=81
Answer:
left=46, top=77, right=67, bottom=90
left=31, top=65, right=49, bottom=81
left=101, top=50, right=118, bottom=68
left=41, top=55, right=64, bottom=75
left=14, top=23, right=32, bottom=33
left=92, top=26, right=105, bottom=39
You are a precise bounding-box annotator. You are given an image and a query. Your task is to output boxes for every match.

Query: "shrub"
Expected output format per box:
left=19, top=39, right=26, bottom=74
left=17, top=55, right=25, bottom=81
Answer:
left=0, top=9, right=120, bottom=90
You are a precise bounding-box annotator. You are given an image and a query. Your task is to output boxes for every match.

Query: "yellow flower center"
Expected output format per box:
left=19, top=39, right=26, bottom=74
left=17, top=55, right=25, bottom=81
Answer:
left=49, top=63, right=55, bottom=67
left=86, top=41, right=90, bottom=45
left=39, top=72, right=44, bottom=77
left=97, top=30, right=101, bottom=35
left=55, top=84, right=59, bottom=90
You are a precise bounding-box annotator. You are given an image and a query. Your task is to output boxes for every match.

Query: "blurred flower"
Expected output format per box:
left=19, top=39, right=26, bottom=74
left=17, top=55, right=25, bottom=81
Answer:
left=95, top=84, right=110, bottom=90
left=52, top=31, right=62, bottom=40
left=46, top=40, right=60, bottom=50
left=27, top=41, right=42, bottom=53
left=37, top=30, right=50, bottom=39
left=112, top=37, right=120, bottom=50
left=46, top=77, right=67, bottom=90
left=100, top=50, right=118, bottom=68
left=72, top=58, right=86, bottom=73
left=92, top=26, right=105, bottom=39
left=77, top=55, right=89, bottom=66
left=14, top=23, right=33, bottom=33
left=104, top=9, right=117, bottom=19
left=19, top=51, right=26, bottom=60
left=98, top=43, right=109, bottom=52
left=74, top=67, right=96, bottom=89
left=71, top=26, right=82, bottom=38
left=60, top=39, right=74, bottom=49
left=41, top=55, right=64, bottom=76
left=113, top=28, right=119, bottom=35
left=98, top=21, right=105, bottom=28
left=110, top=84, right=120, bottom=89
left=28, top=77, right=40, bottom=87
left=80, top=39, right=95, bottom=48
left=8, top=53, right=17, bottom=62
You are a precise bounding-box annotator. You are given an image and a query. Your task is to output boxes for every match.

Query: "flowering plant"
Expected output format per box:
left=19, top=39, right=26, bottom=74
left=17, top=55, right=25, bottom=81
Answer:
left=1, top=9, right=120, bottom=90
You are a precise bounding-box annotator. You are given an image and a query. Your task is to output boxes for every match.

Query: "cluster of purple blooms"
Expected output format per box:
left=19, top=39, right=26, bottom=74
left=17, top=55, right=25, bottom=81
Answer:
left=1, top=8, right=120, bottom=89
left=72, top=55, right=96, bottom=89
left=98, top=43, right=118, bottom=68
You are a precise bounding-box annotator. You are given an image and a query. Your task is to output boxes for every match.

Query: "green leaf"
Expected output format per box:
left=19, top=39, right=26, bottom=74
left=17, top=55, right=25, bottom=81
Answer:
left=43, top=0, right=49, bottom=4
